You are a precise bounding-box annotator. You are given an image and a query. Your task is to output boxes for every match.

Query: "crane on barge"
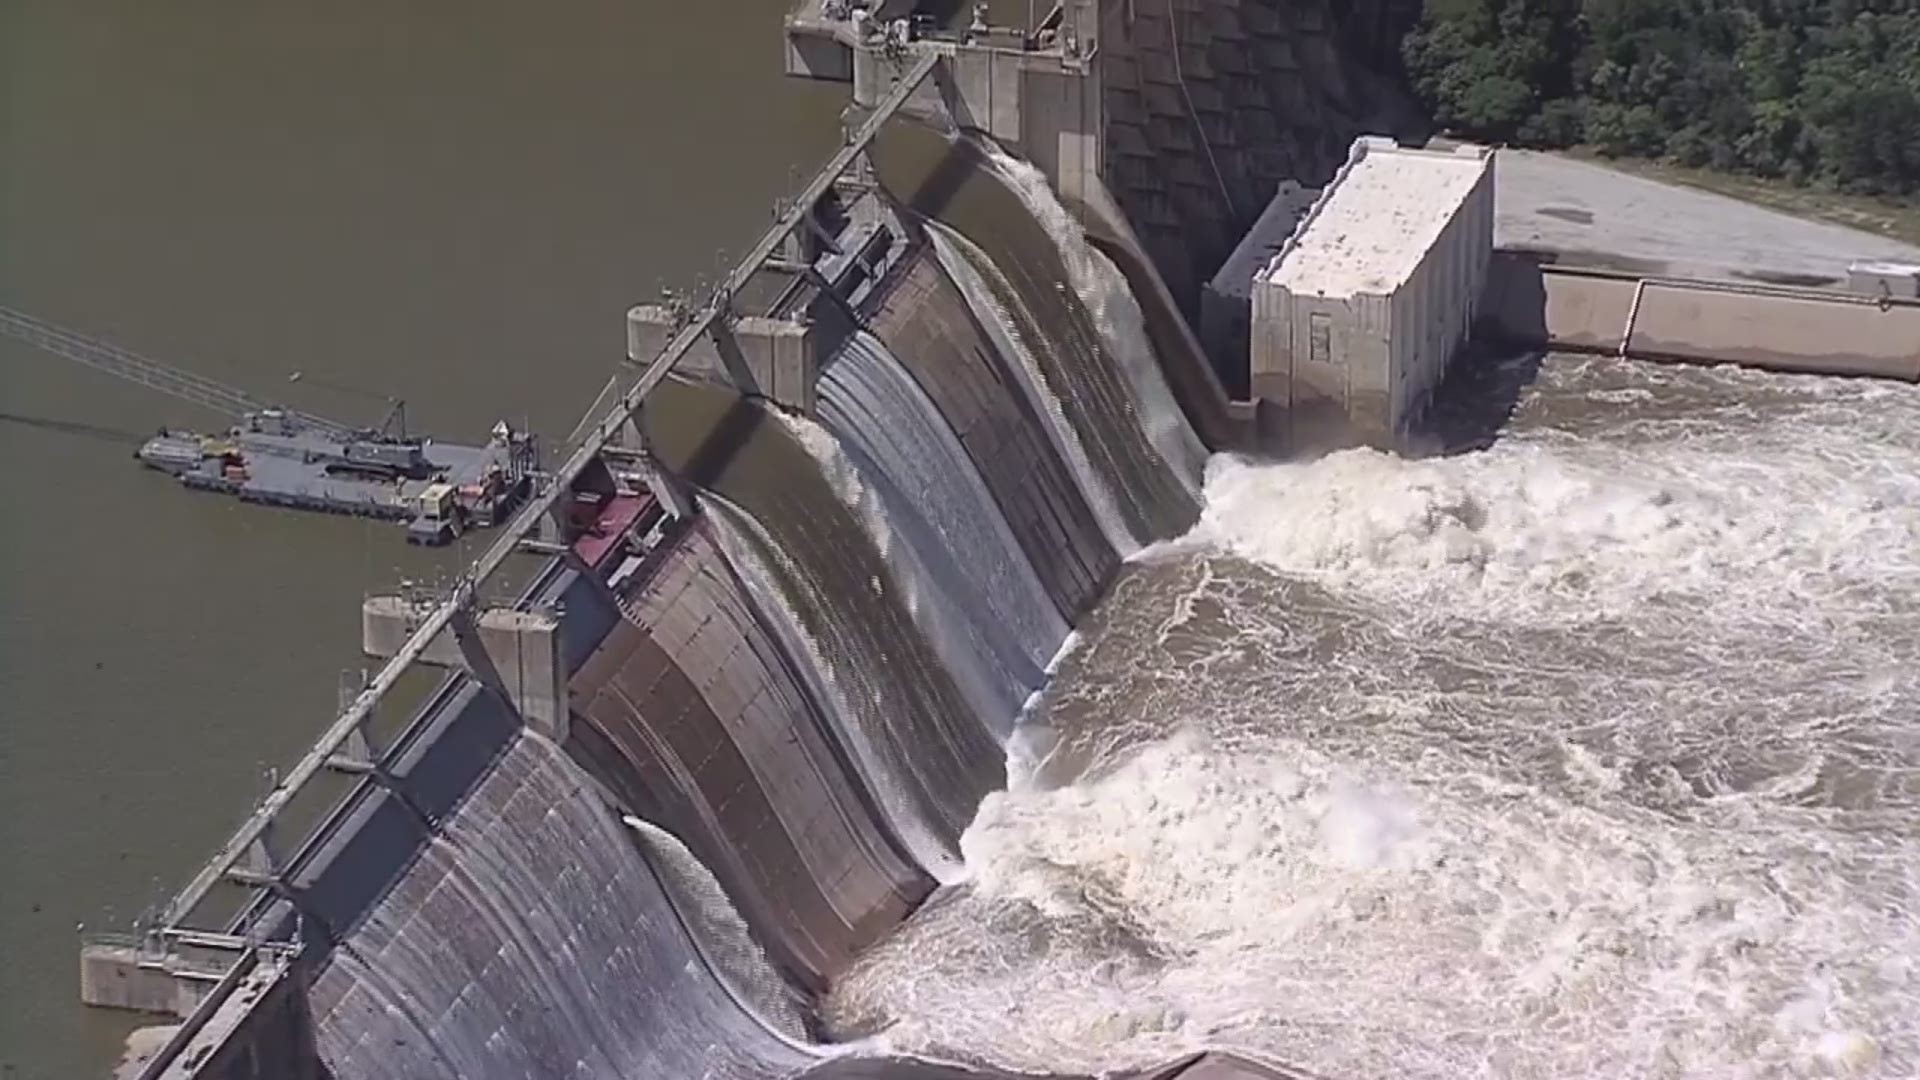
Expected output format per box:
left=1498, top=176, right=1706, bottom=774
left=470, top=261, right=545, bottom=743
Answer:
left=0, top=304, right=536, bottom=545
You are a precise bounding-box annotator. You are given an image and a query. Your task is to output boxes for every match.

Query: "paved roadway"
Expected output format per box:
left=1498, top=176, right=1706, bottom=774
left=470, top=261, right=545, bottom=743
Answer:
left=1494, top=149, right=1920, bottom=285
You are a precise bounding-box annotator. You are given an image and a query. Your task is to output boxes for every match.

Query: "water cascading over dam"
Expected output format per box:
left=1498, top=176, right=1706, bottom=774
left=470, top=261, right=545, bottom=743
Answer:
left=825, top=355, right=1920, bottom=1077
left=295, top=133, right=1250, bottom=1080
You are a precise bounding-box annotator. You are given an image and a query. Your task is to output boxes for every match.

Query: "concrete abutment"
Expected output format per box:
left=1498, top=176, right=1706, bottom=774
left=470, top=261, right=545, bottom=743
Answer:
left=360, top=597, right=567, bottom=741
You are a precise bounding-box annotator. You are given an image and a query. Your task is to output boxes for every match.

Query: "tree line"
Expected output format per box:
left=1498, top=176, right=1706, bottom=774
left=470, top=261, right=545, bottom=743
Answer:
left=1399, top=0, right=1920, bottom=195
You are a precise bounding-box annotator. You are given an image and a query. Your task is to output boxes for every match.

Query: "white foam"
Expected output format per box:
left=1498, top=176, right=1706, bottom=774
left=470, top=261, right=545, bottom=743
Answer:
left=1191, top=430, right=1920, bottom=625
left=829, top=359, right=1920, bottom=1078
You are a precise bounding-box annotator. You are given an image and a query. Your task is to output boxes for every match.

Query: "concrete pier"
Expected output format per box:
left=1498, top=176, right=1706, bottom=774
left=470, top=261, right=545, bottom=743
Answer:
left=80, top=939, right=223, bottom=1017
left=627, top=309, right=826, bottom=415
left=361, top=596, right=567, bottom=740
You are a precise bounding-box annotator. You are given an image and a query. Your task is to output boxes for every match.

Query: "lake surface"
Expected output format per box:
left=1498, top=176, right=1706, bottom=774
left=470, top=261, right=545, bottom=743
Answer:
left=0, top=5, right=841, bottom=1075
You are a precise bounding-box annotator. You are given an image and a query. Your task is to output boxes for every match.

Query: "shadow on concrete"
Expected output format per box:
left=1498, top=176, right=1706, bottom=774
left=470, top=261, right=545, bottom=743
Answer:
left=1412, top=345, right=1547, bottom=458
left=1535, top=205, right=1595, bottom=225
left=678, top=392, right=769, bottom=491
left=1735, top=267, right=1841, bottom=289
left=1502, top=244, right=1670, bottom=278
left=1477, top=251, right=1550, bottom=346
left=894, top=132, right=985, bottom=222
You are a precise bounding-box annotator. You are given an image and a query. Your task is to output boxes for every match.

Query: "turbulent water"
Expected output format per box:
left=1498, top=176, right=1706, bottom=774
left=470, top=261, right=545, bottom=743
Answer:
left=827, top=355, right=1920, bottom=1079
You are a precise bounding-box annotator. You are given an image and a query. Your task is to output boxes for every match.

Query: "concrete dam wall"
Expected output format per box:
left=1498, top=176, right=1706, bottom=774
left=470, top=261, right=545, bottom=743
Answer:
left=1093, top=0, right=1417, bottom=315
left=285, top=140, right=1250, bottom=1079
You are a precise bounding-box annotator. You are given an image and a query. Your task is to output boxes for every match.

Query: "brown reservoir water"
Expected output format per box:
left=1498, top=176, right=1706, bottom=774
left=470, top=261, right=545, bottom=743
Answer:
left=0, top=5, right=842, bottom=1075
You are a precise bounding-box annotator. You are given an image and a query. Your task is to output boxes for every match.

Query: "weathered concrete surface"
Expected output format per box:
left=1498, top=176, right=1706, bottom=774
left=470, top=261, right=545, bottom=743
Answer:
left=1252, top=138, right=1495, bottom=451
left=1095, top=0, right=1419, bottom=312
left=1478, top=257, right=1636, bottom=354
left=150, top=958, right=320, bottom=1080
left=81, top=943, right=193, bottom=1016
left=1494, top=149, right=1920, bottom=287
left=628, top=305, right=825, bottom=415
left=1480, top=258, right=1920, bottom=382
left=570, top=520, right=930, bottom=990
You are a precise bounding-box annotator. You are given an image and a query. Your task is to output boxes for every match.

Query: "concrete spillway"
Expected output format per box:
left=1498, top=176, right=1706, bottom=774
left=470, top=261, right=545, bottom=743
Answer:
left=270, top=139, right=1263, bottom=1080
left=570, top=514, right=930, bottom=990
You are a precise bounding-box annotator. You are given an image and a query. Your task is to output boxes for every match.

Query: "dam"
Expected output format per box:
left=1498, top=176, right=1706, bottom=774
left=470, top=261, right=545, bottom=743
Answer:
left=70, top=2, right=1920, bottom=1078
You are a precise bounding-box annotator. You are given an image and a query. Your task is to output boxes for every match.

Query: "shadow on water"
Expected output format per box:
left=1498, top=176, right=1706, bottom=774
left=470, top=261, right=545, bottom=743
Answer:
left=1412, top=347, right=1547, bottom=457
left=888, top=127, right=981, bottom=223
left=674, top=389, right=770, bottom=490
left=0, top=410, right=153, bottom=447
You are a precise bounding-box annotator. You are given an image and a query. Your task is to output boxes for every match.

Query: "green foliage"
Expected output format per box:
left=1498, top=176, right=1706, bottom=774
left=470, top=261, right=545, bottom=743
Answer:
left=1399, top=0, right=1920, bottom=194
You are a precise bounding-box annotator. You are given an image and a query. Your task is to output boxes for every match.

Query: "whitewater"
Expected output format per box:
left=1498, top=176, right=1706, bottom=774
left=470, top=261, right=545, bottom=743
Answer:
left=825, top=354, right=1920, bottom=1079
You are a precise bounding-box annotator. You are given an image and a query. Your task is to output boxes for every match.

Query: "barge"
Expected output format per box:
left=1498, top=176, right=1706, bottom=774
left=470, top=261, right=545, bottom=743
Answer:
left=136, top=410, right=536, bottom=545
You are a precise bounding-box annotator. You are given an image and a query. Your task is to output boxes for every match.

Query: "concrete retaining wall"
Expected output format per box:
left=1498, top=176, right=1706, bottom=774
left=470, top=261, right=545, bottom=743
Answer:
left=1480, top=256, right=1920, bottom=381
left=81, top=944, right=204, bottom=1017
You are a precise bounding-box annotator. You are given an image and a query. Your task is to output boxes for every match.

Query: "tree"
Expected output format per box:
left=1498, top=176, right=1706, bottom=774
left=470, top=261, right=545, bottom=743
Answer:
left=1396, top=0, right=1920, bottom=194
left=1402, top=0, right=1583, bottom=141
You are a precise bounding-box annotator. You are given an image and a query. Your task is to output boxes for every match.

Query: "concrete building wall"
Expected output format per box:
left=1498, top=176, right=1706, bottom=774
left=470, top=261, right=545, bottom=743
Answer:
left=361, top=599, right=567, bottom=740
left=1250, top=287, right=1395, bottom=450
left=1250, top=139, right=1494, bottom=450
left=1200, top=179, right=1319, bottom=392
left=1020, top=59, right=1103, bottom=203
left=1385, top=161, right=1495, bottom=433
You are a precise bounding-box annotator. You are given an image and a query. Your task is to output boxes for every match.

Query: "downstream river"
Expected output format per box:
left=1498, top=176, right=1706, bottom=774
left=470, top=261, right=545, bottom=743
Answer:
left=830, top=354, right=1920, bottom=1078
